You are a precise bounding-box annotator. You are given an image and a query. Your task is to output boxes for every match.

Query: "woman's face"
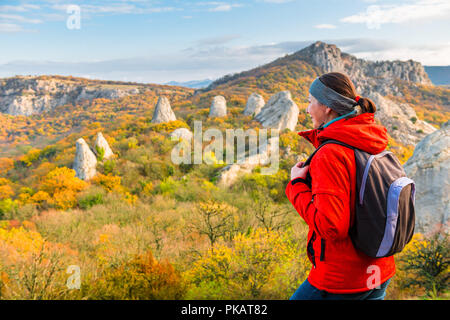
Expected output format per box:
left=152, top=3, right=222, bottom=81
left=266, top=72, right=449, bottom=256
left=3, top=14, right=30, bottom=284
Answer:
left=307, top=94, right=331, bottom=129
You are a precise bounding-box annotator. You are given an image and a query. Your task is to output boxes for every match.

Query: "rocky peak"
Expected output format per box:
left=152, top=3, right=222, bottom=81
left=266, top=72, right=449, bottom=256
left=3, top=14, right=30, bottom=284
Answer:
left=293, top=41, right=432, bottom=94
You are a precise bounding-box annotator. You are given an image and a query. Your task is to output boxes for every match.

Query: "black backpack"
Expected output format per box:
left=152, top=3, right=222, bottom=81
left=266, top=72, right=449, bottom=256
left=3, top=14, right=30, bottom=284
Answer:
left=302, top=139, right=415, bottom=258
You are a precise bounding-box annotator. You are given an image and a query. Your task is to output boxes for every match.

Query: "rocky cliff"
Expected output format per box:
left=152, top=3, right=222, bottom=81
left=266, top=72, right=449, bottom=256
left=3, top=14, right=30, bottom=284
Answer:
left=369, top=92, right=437, bottom=145
left=0, top=76, right=141, bottom=116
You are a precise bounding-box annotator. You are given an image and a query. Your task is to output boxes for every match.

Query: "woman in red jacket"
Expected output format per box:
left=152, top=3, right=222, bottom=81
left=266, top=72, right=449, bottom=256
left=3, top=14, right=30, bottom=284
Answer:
left=286, top=72, right=395, bottom=300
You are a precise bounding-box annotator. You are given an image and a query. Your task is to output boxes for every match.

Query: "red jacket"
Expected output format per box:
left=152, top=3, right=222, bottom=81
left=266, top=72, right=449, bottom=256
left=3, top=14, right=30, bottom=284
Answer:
left=285, top=113, right=396, bottom=294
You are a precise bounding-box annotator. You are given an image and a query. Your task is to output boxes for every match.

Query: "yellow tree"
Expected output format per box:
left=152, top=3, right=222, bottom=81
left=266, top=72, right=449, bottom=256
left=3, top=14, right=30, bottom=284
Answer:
left=41, top=167, right=87, bottom=210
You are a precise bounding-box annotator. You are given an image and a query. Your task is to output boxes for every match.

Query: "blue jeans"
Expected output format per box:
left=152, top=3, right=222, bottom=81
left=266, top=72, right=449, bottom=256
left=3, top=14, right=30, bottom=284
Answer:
left=290, top=278, right=391, bottom=300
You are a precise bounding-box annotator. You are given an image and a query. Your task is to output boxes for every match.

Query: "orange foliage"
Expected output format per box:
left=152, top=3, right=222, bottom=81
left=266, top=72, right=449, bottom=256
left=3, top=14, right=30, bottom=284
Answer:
left=0, top=158, right=14, bottom=174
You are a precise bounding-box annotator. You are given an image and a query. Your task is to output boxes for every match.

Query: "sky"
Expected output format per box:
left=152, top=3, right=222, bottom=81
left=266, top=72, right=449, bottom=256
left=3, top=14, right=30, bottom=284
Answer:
left=0, top=0, right=449, bottom=84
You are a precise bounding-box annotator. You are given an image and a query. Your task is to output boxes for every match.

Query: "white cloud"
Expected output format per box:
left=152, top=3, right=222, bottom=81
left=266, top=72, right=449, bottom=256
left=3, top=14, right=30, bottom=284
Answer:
left=196, top=34, right=241, bottom=46
left=1, top=38, right=449, bottom=83
left=352, top=42, right=450, bottom=66
left=0, top=23, right=24, bottom=33
left=0, top=14, right=42, bottom=24
left=207, top=3, right=243, bottom=12
left=314, top=24, right=336, bottom=29
left=341, top=0, right=450, bottom=29
left=51, top=3, right=179, bottom=15
left=0, top=4, right=40, bottom=12
left=259, top=0, right=293, bottom=3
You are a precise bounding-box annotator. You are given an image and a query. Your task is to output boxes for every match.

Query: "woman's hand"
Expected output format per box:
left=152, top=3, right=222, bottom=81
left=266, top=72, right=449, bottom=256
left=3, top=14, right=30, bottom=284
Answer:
left=290, top=161, right=310, bottom=180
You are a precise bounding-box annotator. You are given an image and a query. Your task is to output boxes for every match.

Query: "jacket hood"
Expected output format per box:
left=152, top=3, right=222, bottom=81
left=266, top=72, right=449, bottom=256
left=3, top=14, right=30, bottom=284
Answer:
left=298, top=113, right=388, bottom=154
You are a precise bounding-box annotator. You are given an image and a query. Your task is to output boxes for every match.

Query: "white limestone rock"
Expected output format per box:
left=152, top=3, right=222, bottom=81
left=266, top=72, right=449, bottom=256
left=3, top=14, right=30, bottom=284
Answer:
left=170, top=128, right=193, bottom=141
left=217, top=137, right=278, bottom=187
left=151, top=96, right=177, bottom=124
left=404, top=121, right=450, bottom=231
left=73, top=138, right=97, bottom=181
left=209, top=96, right=227, bottom=118
left=94, top=132, right=114, bottom=160
left=254, top=91, right=299, bottom=131
left=369, top=92, right=437, bottom=146
left=243, top=93, right=265, bottom=116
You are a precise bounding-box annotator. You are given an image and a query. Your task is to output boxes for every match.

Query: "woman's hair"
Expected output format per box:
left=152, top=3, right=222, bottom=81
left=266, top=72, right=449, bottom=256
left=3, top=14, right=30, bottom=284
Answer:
left=319, top=72, right=376, bottom=114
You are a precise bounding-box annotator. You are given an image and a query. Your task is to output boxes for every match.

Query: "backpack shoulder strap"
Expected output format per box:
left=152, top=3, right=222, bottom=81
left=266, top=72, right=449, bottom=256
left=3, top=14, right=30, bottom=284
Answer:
left=302, top=139, right=354, bottom=168
left=301, top=139, right=355, bottom=189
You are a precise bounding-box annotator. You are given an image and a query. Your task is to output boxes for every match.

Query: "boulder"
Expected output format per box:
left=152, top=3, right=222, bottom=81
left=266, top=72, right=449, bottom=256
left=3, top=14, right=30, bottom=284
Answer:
left=151, top=96, right=176, bottom=123
left=209, top=96, right=227, bottom=118
left=243, top=93, right=265, bottom=116
left=404, top=121, right=450, bottom=231
left=217, top=137, right=277, bottom=187
left=170, top=128, right=193, bottom=141
left=73, top=138, right=97, bottom=181
left=254, top=91, right=299, bottom=131
left=94, top=132, right=114, bottom=160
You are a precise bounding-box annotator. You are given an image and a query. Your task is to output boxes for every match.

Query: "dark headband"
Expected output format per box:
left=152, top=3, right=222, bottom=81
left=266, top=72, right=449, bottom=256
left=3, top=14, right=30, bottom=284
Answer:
left=309, top=77, right=358, bottom=115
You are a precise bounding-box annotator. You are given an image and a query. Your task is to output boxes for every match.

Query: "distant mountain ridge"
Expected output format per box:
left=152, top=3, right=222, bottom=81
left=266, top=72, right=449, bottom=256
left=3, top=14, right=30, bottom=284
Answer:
left=165, top=79, right=213, bottom=89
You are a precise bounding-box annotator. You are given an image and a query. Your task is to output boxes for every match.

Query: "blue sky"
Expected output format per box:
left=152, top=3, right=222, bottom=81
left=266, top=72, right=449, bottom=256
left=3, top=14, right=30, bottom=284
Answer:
left=0, top=0, right=449, bottom=83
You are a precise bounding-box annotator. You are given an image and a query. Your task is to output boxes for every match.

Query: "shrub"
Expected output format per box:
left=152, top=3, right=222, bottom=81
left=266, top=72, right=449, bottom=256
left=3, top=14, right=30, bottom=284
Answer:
left=398, top=232, right=449, bottom=299
left=184, top=228, right=308, bottom=299
left=237, top=169, right=289, bottom=203
left=0, top=199, right=18, bottom=219
left=84, top=251, right=186, bottom=300
left=92, top=174, right=122, bottom=192
left=77, top=187, right=105, bottom=210
left=157, top=176, right=179, bottom=195
left=102, top=159, right=117, bottom=175
left=141, top=160, right=173, bottom=180
left=95, top=146, right=105, bottom=161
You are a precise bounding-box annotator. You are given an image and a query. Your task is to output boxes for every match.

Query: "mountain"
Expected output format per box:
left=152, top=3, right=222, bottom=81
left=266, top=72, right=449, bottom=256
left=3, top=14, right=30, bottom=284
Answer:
left=205, top=41, right=431, bottom=96
left=165, top=79, right=214, bottom=89
left=424, top=66, right=450, bottom=86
